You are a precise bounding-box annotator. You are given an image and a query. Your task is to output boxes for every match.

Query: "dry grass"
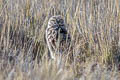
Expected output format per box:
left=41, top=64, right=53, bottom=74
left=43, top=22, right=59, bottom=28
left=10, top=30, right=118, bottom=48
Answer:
left=0, top=0, right=120, bottom=80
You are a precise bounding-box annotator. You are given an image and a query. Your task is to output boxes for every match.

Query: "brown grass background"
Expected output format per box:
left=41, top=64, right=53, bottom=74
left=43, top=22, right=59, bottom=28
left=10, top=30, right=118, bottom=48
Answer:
left=0, top=0, right=120, bottom=80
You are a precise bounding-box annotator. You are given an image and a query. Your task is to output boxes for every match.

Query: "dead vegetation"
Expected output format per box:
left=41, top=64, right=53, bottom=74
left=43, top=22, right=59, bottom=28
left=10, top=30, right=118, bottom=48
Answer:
left=0, top=0, right=120, bottom=80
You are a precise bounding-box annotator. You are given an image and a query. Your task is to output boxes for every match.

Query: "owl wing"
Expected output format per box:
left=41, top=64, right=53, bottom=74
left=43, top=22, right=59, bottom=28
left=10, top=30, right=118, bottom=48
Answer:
left=46, top=26, right=71, bottom=54
left=46, top=27, right=58, bottom=51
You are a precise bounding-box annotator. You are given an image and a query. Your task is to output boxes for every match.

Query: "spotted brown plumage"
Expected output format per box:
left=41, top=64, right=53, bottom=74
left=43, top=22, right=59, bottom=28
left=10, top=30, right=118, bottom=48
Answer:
left=45, top=15, right=71, bottom=59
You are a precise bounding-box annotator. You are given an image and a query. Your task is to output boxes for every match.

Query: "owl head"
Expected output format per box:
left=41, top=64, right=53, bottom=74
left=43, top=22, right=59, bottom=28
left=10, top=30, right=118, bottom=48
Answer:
left=48, top=15, right=65, bottom=28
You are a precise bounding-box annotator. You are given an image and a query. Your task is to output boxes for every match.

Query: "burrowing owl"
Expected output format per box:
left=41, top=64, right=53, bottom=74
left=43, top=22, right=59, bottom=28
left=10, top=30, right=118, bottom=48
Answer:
left=45, top=15, right=71, bottom=59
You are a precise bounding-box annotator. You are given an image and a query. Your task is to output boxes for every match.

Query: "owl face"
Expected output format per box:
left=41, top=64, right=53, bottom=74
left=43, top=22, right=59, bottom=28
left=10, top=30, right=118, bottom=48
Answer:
left=48, top=15, right=65, bottom=28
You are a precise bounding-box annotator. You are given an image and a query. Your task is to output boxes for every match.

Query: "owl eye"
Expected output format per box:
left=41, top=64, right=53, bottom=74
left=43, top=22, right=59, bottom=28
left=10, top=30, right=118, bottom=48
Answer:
left=59, top=19, right=64, bottom=24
